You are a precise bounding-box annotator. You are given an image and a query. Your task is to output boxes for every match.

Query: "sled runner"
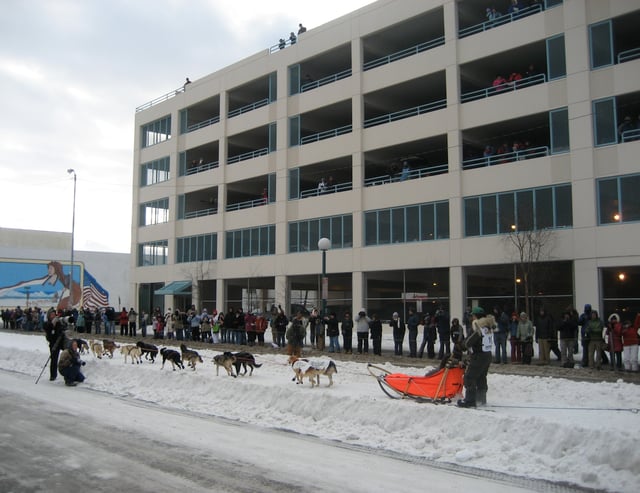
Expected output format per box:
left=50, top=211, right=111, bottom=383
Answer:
left=367, top=363, right=464, bottom=403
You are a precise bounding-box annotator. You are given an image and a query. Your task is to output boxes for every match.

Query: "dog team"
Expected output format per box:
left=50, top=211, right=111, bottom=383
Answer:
left=77, top=337, right=338, bottom=386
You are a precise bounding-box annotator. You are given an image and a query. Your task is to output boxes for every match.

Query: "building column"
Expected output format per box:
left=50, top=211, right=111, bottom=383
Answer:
left=574, top=259, right=600, bottom=312
left=449, top=265, right=465, bottom=319
left=352, top=270, right=364, bottom=312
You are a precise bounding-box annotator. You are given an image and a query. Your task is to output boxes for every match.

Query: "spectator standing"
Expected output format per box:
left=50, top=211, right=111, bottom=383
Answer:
left=369, top=313, right=383, bottom=356
left=298, top=23, right=306, bottom=35
left=450, top=318, right=464, bottom=344
left=128, top=308, right=137, bottom=338
left=621, top=315, right=639, bottom=372
left=255, top=311, right=267, bottom=347
left=534, top=307, right=554, bottom=365
left=419, top=313, right=437, bottom=358
left=586, top=310, right=605, bottom=370
left=578, top=304, right=593, bottom=367
left=517, top=312, right=534, bottom=364
left=326, top=312, right=340, bottom=353
left=286, top=311, right=307, bottom=357
left=558, top=311, right=577, bottom=368
left=75, top=309, right=86, bottom=334
left=355, top=309, right=370, bottom=354
left=44, top=310, right=66, bottom=381
left=494, top=306, right=509, bottom=364
left=606, top=314, right=624, bottom=371
left=223, top=308, right=235, bottom=344
left=172, top=309, right=183, bottom=341
left=289, top=32, right=297, bottom=45
left=436, top=307, right=451, bottom=359
left=315, top=310, right=326, bottom=350
left=245, top=310, right=257, bottom=346
left=273, top=306, right=288, bottom=348
left=406, top=309, right=419, bottom=357
left=341, top=311, right=354, bottom=354
left=390, top=312, right=406, bottom=356
left=119, top=308, right=129, bottom=336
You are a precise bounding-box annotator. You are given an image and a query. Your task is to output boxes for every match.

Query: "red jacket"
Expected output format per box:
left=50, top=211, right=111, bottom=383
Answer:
left=606, top=322, right=623, bottom=352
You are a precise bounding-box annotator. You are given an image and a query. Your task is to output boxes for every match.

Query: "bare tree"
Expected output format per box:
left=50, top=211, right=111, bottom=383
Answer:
left=181, top=261, right=210, bottom=309
left=504, top=224, right=555, bottom=316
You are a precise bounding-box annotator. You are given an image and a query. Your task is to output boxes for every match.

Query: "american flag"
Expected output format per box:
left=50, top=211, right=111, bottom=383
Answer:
left=82, top=270, right=109, bottom=309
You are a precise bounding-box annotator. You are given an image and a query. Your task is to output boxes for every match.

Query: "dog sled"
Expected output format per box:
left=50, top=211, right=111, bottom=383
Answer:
left=367, top=363, right=464, bottom=403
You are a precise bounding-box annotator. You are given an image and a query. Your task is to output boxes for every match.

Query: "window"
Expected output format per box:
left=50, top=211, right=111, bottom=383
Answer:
left=593, top=98, right=617, bottom=146
left=365, top=201, right=449, bottom=246
left=225, top=225, right=275, bottom=259
left=598, top=174, right=640, bottom=225
left=464, top=184, right=572, bottom=237
left=137, top=240, right=168, bottom=266
left=140, top=156, right=170, bottom=187
left=176, top=233, right=217, bottom=263
left=546, top=34, right=566, bottom=80
left=589, top=20, right=613, bottom=69
left=141, top=115, right=171, bottom=148
left=288, top=215, right=353, bottom=252
left=550, top=107, right=570, bottom=153
left=139, top=198, right=169, bottom=226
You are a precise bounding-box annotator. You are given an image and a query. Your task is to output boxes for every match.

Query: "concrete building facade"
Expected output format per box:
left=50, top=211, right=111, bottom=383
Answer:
left=131, top=0, right=640, bottom=321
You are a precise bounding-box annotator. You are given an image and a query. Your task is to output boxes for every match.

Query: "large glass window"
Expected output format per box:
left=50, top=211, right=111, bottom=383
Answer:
left=176, top=233, right=217, bottom=263
left=365, top=201, right=449, bottom=246
left=288, top=214, right=353, bottom=253
left=598, top=174, right=640, bottom=225
left=139, top=198, right=169, bottom=226
left=140, top=156, right=170, bottom=187
left=225, top=225, right=275, bottom=259
left=464, top=184, right=572, bottom=237
left=141, top=115, right=171, bottom=148
left=137, top=240, right=168, bottom=267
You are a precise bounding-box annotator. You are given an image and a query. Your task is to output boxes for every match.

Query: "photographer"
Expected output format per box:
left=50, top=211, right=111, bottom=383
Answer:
left=44, top=309, right=66, bottom=382
left=58, top=339, right=86, bottom=387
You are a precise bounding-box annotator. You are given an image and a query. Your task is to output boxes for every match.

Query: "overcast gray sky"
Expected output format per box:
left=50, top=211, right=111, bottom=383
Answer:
left=0, top=0, right=374, bottom=253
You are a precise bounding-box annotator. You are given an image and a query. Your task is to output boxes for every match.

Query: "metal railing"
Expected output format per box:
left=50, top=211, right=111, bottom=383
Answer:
left=183, top=207, right=217, bottom=220
left=183, top=160, right=219, bottom=176
left=300, top=69, right=352, bottom=93
left=462, top=146, right=550, bottom=169
left=363, top=99, right=447, bottom=129
left=227, top=148, right=269, bottom=165
left=136, top=86, right=185, bottom=112
left=621, top=128, right=640, bottom=143
left=186, top=116, right=220, bottom=133
left=364, top=163, right=448, bottom=187
left=618, top=46, right=640, bottom=64
left=363, top=36, right=445, bottom=71
left=458, top=3, right=543, bottom=39
left=226, top=198, right=269, bottom=212
left=299, top=181, right=353, bottom=199
left=228, top=98, right=270, bottom=118
left=300, top=125, right=352, bottom=145
left=461, top=73, right=546, bottom=103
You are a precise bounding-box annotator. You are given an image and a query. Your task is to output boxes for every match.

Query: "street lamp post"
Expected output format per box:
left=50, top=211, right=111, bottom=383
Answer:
left=318, top=238, right=331, bottom=317
left=67, top=169, right=77, bottom=309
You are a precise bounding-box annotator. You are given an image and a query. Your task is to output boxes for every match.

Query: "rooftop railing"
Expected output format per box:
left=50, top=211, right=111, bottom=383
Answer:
left=363, top=99, right=447, bottom=129
left=364, top=163, right=448, bottom=187
left=363, top=36, right=445, bottom=71
left=458, top=3, right=543, bottom=39
left=228, top=98, right=270, bottom=119
left=300, top=125, right=352, bottom=145
left=227, top=148, right=269, bottom=165
left=300, top=69, right=352, bottom=93
left=461, top=73, right=546, bottom=103
left=462, top=146, right=549, bottom=169
left=136, top=86, right=185, bottom=113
